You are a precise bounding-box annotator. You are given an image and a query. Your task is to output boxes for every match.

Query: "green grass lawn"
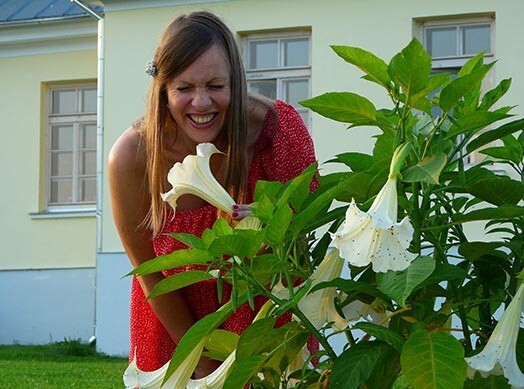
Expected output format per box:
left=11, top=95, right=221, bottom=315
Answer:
left=0, top=340, right=128, bottom=388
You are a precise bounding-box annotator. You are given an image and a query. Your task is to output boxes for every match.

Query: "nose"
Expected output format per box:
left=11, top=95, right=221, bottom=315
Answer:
left=191, top=88, right=212, bottom=109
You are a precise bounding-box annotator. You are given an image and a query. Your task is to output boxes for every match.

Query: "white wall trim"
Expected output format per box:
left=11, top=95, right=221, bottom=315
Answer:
left=103, top=0, right=227, bottom=12
left=0, top=18, right=97, bottom=58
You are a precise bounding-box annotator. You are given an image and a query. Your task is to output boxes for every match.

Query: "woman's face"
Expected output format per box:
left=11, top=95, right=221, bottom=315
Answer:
left=166, top=44, right=231, bottom=146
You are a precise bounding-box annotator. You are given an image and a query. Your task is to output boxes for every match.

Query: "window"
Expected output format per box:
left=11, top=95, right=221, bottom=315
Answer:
left=243, top=32, right=311, bottom=128
left=47, top=84, right=97, bottom=210
left=420, top=17, right=494, bottom=69
left=418, top=17, right=494, bottom=164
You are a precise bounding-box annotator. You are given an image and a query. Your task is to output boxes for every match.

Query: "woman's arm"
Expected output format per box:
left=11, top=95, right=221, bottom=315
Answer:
left=108, top=128, right=219, bottom=377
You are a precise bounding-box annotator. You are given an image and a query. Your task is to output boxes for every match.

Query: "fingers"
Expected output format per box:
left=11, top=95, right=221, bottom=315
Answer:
left=232, top=204, right=252, bottom=220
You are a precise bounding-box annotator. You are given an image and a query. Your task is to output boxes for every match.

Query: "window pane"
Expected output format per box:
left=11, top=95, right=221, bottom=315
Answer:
left=80, top=123, right=97, bottom=149
left=248, top=80, right=277, bottom=100
left=284, top=79, right=309, bottom=107
left=249, top=40, right=278, bottom=69
left=81, top=88, right=97, bottom=113
left=283, top=38, right=309, bottom=67
left=462, top=25, right=490, bottom=55
left=52, top=89, right=77, bottom=114
left=297, top=109, right=309, bottom=128
left=79, top=178, right=96, bottom=202
left=79, top=151, right=96, bottom=175
left=427, top=27, right=457, bottom=57
left=51, top=152, right=73, bottom=176
left=50, top=179, right=72, bottom=203
left=51, top=125, right=73, bottom=150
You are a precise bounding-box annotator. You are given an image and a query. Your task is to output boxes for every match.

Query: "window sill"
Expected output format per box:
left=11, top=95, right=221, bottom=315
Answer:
left=29, top=210, right=97, bottom=219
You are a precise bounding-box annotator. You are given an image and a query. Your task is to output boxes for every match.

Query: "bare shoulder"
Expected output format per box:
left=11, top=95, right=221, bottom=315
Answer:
left=108, top=125, right=146, bottom=175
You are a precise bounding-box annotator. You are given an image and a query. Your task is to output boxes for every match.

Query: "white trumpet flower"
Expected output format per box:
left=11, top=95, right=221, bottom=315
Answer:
left=332, top=176, right=416, bottom=273
left=298, top=248, right=349, bottom=331
left=186, top=350, right=236, bottom=389
left=466, top=283, right=524, bottom=388
left=123, top=338, right=206, bottom=389
left=161, top=143, right=235, bottom=214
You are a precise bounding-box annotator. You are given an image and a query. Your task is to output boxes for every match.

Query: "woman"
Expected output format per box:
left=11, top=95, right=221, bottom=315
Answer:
left=108, top=11, right=317, bottom=377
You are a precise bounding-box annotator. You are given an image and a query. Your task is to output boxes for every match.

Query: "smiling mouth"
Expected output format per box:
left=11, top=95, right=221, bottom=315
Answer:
left=188, top=113, right=217, bottom=125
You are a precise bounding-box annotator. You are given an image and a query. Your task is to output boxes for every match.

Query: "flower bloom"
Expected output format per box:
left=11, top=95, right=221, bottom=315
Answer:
left=297, top=248, right=349, bottom=331
left=332, top=176, right=416, bottom=273
left=465, top=282, right=524, bottom=388
left=123, top=338, right=206, bottom=389
left=161, top=143, right=235, bottom=214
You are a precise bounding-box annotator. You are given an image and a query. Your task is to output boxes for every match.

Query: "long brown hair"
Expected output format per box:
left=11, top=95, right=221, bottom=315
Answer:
left=140, top=11, right=249, bottom=236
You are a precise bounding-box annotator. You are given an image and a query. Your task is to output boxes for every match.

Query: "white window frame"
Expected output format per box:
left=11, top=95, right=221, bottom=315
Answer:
left=420, top=16, right=495, bottom=69
left=241, top=30, right=312, bottom=129
left=46, top=83, right=97, bottom=211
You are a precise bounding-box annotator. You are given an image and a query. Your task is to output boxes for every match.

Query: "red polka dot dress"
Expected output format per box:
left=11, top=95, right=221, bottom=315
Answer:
left=129, top=100, right=317, bottom=371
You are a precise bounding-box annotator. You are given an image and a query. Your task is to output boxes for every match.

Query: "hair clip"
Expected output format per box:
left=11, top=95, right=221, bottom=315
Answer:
left=145, top=59, right=157, bottom=77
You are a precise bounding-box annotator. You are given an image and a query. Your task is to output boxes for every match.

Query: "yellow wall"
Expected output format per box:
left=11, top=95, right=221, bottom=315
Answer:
left=101, top=0, right=524, bottom=252
left=0, top=50, right=97, bottom=269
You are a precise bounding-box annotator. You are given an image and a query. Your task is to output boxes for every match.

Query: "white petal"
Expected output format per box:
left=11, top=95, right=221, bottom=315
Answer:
left=466, top=283, right=524, bottom=387
left=161, top=143, right=235, bottom=214
left=333, top=178, right=415, bottom=273
left=187, top=350, right=236, bottom=389
left=123, top=351, right=169, bottom=389
left=298, top=249, right=348, bottom=330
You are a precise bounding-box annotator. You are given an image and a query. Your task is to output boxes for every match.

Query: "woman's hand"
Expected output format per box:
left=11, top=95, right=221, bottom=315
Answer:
left=231, top=204, right=252, bottom=220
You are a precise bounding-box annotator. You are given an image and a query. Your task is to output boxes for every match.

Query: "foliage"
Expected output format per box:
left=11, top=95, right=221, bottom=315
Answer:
left=133, top=38, right=524, bottom=388
left=0, top=341, right=127, bottom=388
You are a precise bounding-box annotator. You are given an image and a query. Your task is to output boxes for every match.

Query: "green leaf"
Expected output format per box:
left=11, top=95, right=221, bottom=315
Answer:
left=439, top=63, right=494, bottom=112
left=209, top=229, right=265, bottom=259
left=276, top=162, right=316, bottom=212
left=327, top=152, right=374, bottom=172
left=352, top=322, right=405, bottom=352
left=129, top=248, right=214, bottom=276
left=418, top=263, right=467, bottom=288
left=148, top=270, right=214, bottom=298
left=403, top=153, right=447, bottom=184
left=300, top=92, right=376, bottom=125
left=401, top=330, right=467, bottom=389
left=164, top=298, right=241, bottom=383
left=223, top=355, right=267, bottom=389
left=458, top=51, right=485, bottom=77
left=204, top=329, right=239, bottom=361
left=253, top=193, right=275, bottom=223
left=212, top=218, right=233, bottom=236
left=331, top=45, right=391, bottom=88
left=236, top=318, right=278, bottom=359
left=266, top=203, right=293, bottom=245
left=466, top=118, right=524, bottom=153
left=364, top=344, right=402, bottom=389
left=166, top=232, right=207, bottom=250
left=454, top=205, right=524, bottom=222
left=465, top=177, right=524, bottom=206
left=447, top=111, right=511, bottom=138
left=254, top=180, right=283, bottom=203
left=388, top=38, right=431, bottom=96
left=463, top=373, right=511, bottom=389
left=479, top=78, right=512, bottom=111
left=377, top=256, right=435, bottom=307
left=330, top=341, right=391, bottom=389
left=458, top=241, right=505, bottom=262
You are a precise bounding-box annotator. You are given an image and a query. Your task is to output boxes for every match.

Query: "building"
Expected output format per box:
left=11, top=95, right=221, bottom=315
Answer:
left=1, top=0, right=523, bottom=357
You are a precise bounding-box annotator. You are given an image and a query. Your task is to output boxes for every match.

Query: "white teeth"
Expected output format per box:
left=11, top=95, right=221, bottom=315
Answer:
left=189, top=114, right=215, bottom=124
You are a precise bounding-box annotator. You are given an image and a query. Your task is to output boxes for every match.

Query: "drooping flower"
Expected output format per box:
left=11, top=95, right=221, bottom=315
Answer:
left=161, top=143, right=235, bottom=214
left=465, top=282, right=524, bottom=388
left=123, top=338, right=206, bottom=389
left=332, top=175, right=416, bottom=273
left=186, top=350, right=236, bottom=389
left=297, top=248, right=349, bottom=331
